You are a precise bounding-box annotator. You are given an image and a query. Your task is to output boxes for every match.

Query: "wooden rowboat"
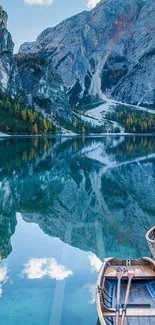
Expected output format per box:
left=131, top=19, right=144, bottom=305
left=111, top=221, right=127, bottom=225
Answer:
left=146, top=226, right=155, bottom=260
left=96, top=257, right=155, bottom=325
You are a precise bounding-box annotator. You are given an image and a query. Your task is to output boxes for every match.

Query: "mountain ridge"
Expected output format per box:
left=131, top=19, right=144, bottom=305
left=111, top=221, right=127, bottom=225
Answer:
left=19, top=0, right=149, bottom=107
left=1, top=1, right=155, bottom=134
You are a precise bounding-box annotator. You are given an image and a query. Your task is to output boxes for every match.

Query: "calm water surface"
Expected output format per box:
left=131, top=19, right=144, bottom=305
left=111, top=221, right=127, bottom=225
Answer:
left=0, top=135, right=155, bottom=325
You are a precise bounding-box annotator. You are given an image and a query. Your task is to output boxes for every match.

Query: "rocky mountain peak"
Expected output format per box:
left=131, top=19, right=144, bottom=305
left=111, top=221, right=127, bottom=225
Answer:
left=0, top=7, right=18, bottom=95
left=18, top=0, right=151, bottom=107
left=0, top=7, right=70, bottom=124
left=0, top=5, right=8, bottom=29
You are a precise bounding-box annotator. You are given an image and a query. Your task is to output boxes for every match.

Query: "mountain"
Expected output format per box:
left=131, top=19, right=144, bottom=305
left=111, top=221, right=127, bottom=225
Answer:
left=1, top=1, right=155, bottom=134
left=0, top=7, right=70, bottom=124
left=19, top=0, right=154, bottom=108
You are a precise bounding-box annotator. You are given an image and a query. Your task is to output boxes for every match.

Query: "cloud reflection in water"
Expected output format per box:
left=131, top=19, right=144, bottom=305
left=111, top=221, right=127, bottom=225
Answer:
left=0, top=266, right=8, bottom=297
left=22, top=258, right=73, bottom=281
left=88, top=253, right=102, bottom=273
left=84, top=283, right=96, bottom=304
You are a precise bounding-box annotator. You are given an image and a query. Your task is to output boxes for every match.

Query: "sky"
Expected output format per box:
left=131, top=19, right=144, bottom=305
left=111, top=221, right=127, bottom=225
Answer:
left=0, top=0, right=100, bottom=52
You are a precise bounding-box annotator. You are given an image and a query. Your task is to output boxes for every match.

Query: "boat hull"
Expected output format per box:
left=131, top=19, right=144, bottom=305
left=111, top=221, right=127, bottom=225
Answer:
left=96, top=257, right=155, bottom=325
left=146, top=226, right=155, bottom=260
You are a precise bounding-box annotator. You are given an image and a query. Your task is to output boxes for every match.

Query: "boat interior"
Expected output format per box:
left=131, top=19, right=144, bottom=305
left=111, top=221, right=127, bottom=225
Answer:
left=102, top=279, right=155, bottom=324
left=98, top=258, right=155, bottom=325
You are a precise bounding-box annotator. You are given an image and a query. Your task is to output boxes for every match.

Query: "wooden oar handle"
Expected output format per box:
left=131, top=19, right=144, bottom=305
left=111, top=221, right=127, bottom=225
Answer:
left=120, top=272, right=135, bottom=325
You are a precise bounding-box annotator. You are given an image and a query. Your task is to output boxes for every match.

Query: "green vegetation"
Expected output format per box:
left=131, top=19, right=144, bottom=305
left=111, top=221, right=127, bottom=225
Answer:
left=72, top=112, right=121, bottom=134
left=72, top=118, right=108, bottom=134
left=58, top=114, right=113, bottom=134
left=0, top=94, right=55, bottom=135
left=2, top=93, right=155, bottom=135
left=106, top=105, right=155, bottom=133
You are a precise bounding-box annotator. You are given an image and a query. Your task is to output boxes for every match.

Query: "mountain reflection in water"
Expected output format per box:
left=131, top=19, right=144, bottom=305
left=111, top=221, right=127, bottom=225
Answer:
left=0, top=135, right=155, bottom=262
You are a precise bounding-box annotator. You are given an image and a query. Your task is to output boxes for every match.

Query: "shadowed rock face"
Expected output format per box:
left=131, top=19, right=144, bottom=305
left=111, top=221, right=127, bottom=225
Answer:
left=0, top=10, right=20, bottom=97
left=17, top=54, right=70, bottom=120
left=0, top=212, right=16, bottom=260
left=0, top=10, right=70, bottom=122
left=0, top=136, right=155, bottom=260
left=18, top=0, right=155, bottom=107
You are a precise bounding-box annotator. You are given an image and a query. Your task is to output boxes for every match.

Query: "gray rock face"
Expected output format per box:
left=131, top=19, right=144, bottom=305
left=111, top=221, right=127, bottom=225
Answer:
left=0, top=9, right=19, bottom=96
left=17, top=54, right=70, bottom=120
left=19, top=0, right=155, bottom=107
left=109, top=0, right=155, bottom=106
left=0, top=9, right=70, bottom=122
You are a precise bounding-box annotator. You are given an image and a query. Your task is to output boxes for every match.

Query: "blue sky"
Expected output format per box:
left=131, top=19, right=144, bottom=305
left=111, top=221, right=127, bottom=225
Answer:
left=1, top=0, right=100, bottom=52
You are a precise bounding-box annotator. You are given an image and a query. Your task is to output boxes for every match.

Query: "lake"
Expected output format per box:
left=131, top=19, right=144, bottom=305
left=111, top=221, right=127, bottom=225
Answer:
left=0, top=135, right=155, bottom=325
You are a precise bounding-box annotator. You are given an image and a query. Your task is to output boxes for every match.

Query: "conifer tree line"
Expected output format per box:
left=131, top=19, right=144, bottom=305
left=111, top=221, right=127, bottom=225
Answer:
left=0, top=94, right=55, bottom=134
left=106, top=106, right=155, bottom=133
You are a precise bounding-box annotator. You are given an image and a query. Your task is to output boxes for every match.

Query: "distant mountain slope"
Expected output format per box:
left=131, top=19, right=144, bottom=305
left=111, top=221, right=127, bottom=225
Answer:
left=18, top=0, right=155, bottom=108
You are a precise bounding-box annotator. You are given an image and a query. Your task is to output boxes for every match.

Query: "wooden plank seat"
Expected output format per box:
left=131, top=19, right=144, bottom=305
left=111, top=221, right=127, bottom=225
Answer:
left=104, top=265, right=155, bottom=280
left=103, top=308, right=155, bottom=317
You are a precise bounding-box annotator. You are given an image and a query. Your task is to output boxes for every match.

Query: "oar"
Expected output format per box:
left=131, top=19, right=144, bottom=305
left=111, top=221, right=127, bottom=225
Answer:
left=120, top=269, right=135, bottom=325
left=115, top=267, right=124, bottom=325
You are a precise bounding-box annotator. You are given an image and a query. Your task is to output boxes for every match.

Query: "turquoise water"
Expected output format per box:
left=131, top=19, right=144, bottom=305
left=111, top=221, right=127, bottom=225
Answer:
left=0, top=136, right=155, bottom=324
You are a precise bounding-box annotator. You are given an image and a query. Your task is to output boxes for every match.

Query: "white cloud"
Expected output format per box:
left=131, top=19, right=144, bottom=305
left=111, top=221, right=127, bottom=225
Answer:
left=88, top=253, right=102, bottom=273
left=87, top=0, right=100, bottom=9
left=24, top=0, right=54, bottom=6
left=22, top=258, right=73, bottom=281
left=0, top=266, right=8, bottom=298
left=84, top=283, right=96, bottom=304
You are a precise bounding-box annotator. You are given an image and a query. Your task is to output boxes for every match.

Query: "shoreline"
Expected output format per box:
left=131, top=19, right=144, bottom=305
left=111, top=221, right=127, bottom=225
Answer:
left=1, top=132, right=155, bottom=138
